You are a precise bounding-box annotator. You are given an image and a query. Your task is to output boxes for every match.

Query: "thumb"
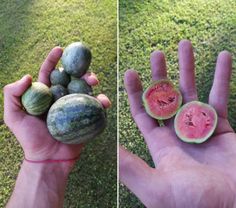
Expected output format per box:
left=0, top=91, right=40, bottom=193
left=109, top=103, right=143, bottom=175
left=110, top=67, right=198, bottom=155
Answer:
left=4, top=75, right=32, bottom=97
left=4, top=75, right=32, bottom=125
left=119, top=146, right=154, bottom=203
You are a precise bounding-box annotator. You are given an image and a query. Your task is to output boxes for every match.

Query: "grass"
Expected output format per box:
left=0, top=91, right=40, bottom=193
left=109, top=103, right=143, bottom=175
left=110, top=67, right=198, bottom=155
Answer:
left=119, top=0, right=236, bottom=207
left=0, top=0, right=117, bottom=207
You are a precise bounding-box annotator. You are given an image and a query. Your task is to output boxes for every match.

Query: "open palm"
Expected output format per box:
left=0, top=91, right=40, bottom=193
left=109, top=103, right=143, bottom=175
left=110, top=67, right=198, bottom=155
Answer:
left=119, top=40, right=236, bottom=208
left=4, top=47, right=110, bottom=162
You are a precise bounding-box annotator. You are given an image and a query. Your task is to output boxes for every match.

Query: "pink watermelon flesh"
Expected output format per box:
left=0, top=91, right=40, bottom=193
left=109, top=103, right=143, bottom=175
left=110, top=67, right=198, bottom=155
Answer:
left=143, top=80, right=182, bottom=119
left=175, top=101, right=217, bottom=143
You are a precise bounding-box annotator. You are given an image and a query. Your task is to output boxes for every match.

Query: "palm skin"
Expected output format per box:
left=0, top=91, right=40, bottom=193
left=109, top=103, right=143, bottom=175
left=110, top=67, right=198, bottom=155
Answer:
left=10, top=113, right=83, bottom=161
left=119, top=40, right=236, bottom=208
left=4, top=46, right=111, bottom=164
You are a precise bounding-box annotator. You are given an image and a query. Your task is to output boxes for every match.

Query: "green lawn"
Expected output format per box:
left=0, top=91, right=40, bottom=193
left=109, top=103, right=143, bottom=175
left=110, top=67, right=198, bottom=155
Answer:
left=0, top=0, right=117, bottom=207
left=119, top=0, right=236, bottom=207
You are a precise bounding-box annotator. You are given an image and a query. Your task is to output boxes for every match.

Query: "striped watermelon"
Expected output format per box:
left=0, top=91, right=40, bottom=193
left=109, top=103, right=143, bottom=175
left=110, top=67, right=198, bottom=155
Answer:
left=21, top=82, right=53, bottom=116
left=46, top=94, right=106, bottom=144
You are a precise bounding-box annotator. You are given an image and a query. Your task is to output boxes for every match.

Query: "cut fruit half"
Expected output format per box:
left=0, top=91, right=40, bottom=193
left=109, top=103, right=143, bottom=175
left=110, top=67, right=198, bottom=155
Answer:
left=174, top=101, right=218, bottom=144
left=143, top=79, right=182, bottom=120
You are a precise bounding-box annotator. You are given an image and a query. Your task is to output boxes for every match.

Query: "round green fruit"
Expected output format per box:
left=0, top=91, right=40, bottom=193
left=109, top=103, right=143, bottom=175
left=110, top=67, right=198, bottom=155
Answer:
left=46, top=94, right=106, bottom=144
left=174, top=101, right=218, bottom=144
left=67, top=79, right=92, bottom=95
left=50, top=67, right=70, bottom=87
left=61, top=42, right=92, bottom=78
left=143, top=79, right=182, bottom=120
left=50, top=85, right=68, bottom=101
left=21, top=82, right=53, bottom=116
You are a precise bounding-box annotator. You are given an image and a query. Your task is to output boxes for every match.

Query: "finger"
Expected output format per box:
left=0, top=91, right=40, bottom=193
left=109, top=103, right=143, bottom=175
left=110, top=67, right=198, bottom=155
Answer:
left=96, top=94, right=111, bottom=108
left=209, top=51, right=232, bottom=118
left=178, top=40, right=198, bottom=102
left=150, top=51, right=167, bottom=81
left=81, top=72, right=99, bottom=86
left=38, top=47, right=63, bottom=86
left=119, top=146, right=154, bottom=203
left=124, top=69, right=157, bottom=135
left=4, top=75, right=32, bottom=124
left=125, top=70, right=180, bottom=164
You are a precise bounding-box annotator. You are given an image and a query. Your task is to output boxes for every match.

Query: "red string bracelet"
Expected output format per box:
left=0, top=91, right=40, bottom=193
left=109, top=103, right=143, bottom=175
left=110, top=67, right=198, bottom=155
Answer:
left=24, top=156, right=79, bottom=164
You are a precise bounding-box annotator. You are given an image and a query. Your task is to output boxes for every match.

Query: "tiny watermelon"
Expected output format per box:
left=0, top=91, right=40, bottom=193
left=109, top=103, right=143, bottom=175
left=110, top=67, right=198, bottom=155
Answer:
left=46, top=94, right=106, bottom=144
left=67, top=79, right=92, bottom=95
left=61, top=42, right=92, bottom=78
left=50, top=67, right=70, bottom=87
left=50, top=85, right=68, bottom=101
left=21, top=82, right=53, bottom=115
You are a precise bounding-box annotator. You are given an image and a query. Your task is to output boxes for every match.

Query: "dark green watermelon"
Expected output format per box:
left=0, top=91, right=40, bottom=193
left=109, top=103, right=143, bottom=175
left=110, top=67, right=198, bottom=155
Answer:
left=50, top=67, right=70, bottom=87
left=61, top=42, right=92, bottom=78
left=50, top=85, right=68, bottom=101
left=21, top=82, right=53, bottom=115
left=46, top=94, right=106, bottom=144
left=67, top=79, right=92, bottom=95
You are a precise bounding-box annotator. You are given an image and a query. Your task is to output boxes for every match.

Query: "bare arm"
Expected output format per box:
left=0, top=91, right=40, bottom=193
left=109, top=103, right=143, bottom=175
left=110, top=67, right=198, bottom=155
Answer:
left=7, top=161, right=73, bottom=208
left=4, top=47, right=111, bottom=208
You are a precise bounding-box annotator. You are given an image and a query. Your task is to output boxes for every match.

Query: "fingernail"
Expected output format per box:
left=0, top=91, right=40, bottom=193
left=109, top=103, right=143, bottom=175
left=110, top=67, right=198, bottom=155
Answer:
left=94, top=77, right=99, bottom=84
left=101, top=95, right=112, bottom=107
left=89, top=76, right=99, bottom=85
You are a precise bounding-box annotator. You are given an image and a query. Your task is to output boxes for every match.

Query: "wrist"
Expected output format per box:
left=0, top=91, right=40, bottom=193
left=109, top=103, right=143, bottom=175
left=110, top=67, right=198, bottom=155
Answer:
left=23, top=152, right=80, bottom=176
left=7, top=159, right=75, bottom=208
left=22, top=159, right=75, bottom=178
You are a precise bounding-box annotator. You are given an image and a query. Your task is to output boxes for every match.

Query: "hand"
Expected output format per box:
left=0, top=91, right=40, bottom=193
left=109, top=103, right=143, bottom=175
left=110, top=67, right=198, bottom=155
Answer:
left=119, top=40, right=236, bottom=208
left=4, top=47, right=111, bottom=167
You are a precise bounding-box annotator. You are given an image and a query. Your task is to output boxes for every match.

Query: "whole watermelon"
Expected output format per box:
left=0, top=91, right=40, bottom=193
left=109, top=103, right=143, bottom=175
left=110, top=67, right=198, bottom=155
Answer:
left=46, top=94, right=106, bottom=144
left=61, top=42, right=92, bottom=78
left=50, top=67, right=70, bottom=87
left=67, top=79, right=92, bottom=95
left=50, top=84, right=68, bottom=101
left=21, top=82, right=53, bottom=116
